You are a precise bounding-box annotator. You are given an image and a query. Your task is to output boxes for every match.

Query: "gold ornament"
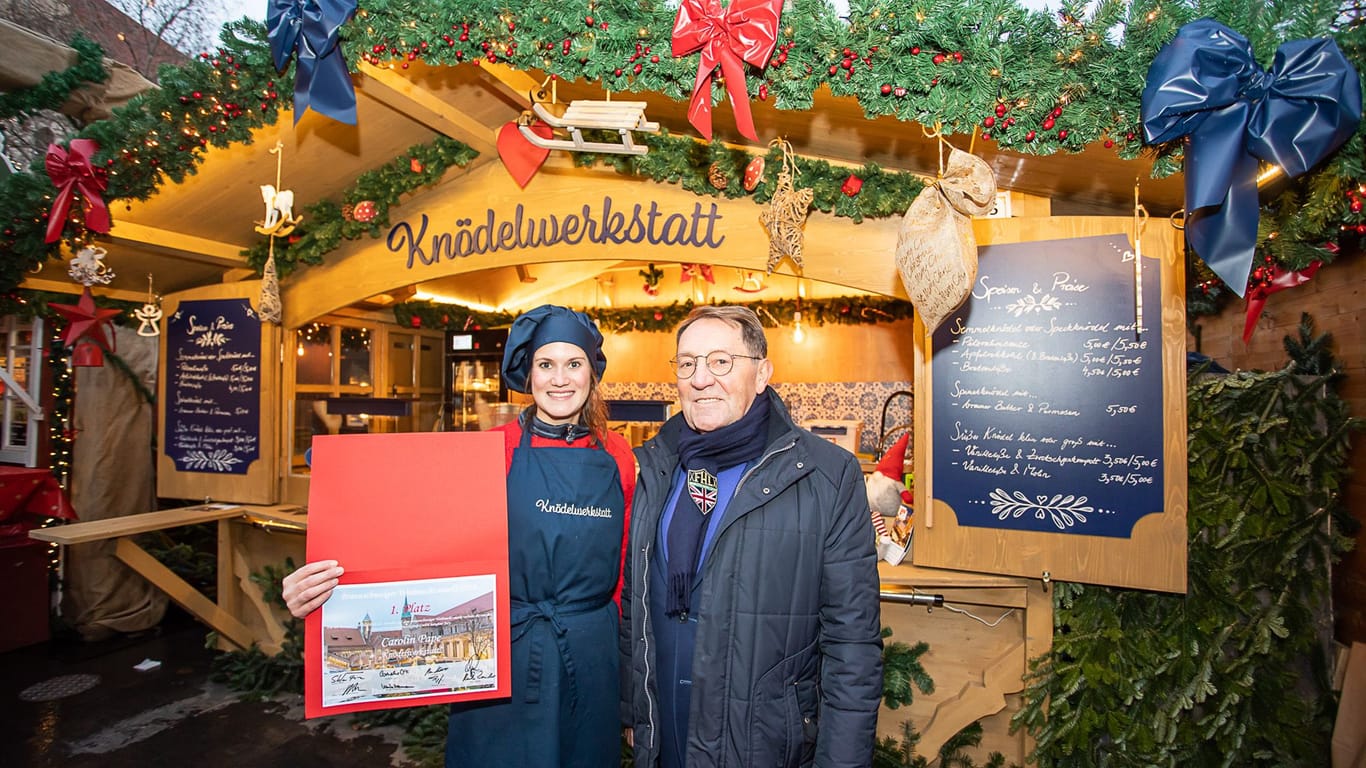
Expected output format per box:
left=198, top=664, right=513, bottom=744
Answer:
left=758, top=139, right=814, bottom=273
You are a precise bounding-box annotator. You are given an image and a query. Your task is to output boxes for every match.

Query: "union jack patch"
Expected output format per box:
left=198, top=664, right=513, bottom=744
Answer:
left=686, top=468, right=718, bottom=516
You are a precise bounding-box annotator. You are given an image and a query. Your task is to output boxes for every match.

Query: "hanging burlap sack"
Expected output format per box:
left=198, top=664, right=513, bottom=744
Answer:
left=894, top=146, right=997, bottom=335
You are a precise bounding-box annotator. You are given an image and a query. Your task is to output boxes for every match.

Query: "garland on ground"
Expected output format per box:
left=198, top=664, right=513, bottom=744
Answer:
left=0, top=6, right=1362, bottom=318
left=392, top=294, right=915, bottom=333
left=1015, top=335, right=1360, bottom=765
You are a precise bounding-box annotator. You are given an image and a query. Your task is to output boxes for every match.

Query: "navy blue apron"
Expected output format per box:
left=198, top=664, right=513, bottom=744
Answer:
left=445, top=426, right=624, bottom=768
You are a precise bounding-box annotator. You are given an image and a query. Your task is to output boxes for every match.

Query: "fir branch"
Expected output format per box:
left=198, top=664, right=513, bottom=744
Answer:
left=1016, top=359, right=1360, bottom=766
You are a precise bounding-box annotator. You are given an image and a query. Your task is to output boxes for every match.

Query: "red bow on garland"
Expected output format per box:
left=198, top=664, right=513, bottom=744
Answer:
left=1242, top=260, right=1321, bottom=342
left=44, top=139, right=111, bottom=244
left=671, top=0, right=784, bottom=141
left=680, top=263, right=715, bottom=284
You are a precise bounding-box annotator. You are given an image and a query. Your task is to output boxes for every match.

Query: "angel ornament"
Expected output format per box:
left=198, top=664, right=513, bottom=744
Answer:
left=67, top=245, right=115, bottom=286
left=134, top=274, right=162, bottom=337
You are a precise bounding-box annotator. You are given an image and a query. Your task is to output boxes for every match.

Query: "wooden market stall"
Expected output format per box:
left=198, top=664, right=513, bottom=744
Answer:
left=7, top=3, right=1362, bottom=764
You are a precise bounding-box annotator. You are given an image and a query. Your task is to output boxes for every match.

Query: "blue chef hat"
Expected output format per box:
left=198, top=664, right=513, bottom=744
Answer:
left=501, top=305, right=607, bottom=394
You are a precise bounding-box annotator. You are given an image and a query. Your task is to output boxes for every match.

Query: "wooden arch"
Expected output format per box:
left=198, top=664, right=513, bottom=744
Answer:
left=278, top=157, right=908, bottom=327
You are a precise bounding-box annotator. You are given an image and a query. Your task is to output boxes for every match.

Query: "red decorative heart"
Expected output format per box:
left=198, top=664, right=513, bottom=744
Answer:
left=497, top=120, right=553, bottom=188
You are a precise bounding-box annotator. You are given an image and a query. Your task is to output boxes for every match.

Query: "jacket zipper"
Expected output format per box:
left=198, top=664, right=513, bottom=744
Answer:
left=638, top=456, right=664, bottom=752
left=735, top=437, right=797, bottom=494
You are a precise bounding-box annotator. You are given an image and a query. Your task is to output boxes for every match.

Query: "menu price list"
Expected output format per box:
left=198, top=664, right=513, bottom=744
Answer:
left=164, top=298, right=262, bottom=474
left=931, top=235, right=1164, bottom=538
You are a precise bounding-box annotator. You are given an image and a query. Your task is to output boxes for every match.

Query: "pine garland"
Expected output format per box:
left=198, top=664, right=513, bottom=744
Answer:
left=0, top=20, right=285, bottom=291
left=0, top=34, right=109, bottom=120
left=392, top=294, right=915, bottom=333
left=241, top=135, right=480, bottom=276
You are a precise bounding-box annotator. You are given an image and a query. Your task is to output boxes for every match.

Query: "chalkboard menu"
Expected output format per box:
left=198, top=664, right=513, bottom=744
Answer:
left=931, top=234, right=1163, bottom=538
left=164, top=298, right=262, bottom=474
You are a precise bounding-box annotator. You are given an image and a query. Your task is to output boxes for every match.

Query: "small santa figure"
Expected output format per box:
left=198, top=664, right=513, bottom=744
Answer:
left=866, top=433, right=914, bottom=563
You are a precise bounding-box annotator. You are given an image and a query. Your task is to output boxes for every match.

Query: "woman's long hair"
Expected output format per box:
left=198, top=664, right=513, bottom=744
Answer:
left=523, top=372, right=609, bottom=444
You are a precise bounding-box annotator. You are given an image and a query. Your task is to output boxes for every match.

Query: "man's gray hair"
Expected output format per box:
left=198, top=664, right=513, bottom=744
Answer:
left=676, top=305, right=769, bottom=358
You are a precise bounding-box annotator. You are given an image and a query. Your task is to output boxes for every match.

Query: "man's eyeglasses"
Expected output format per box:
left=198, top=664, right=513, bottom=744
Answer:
left=668, top=352, right=763, bottom=378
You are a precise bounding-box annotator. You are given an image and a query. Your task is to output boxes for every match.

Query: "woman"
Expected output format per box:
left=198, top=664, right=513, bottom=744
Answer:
left=283, top=304, right=634, bottom=768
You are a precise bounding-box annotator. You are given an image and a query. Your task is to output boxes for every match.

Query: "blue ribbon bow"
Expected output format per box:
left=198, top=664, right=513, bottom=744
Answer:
left=1141, top=18, right=1361, bottom=296
left=268, top=0, right=358, bottom=125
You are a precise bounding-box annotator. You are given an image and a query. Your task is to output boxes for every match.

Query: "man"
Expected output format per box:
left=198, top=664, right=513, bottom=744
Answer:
left=621, top=305, right=883, bottom=767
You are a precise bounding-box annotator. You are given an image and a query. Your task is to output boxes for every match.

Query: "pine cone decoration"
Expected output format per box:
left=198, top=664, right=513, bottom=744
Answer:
left=708, top=162, right=729, bottom=191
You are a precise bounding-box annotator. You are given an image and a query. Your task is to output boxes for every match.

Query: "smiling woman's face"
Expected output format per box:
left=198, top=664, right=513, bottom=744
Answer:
left=675, top=318, right=772, bottom=433
left=529, top=342, right=591, bottom=425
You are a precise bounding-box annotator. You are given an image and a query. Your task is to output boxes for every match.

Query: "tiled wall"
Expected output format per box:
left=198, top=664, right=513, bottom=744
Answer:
left=600, top=380, right=913, bottom=457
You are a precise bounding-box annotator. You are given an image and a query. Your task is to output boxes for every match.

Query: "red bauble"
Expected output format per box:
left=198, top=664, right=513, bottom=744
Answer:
left=880, top=83, right=892, bottom=96
left=410, top=158, right=424, bottom=173
left=410, top=315, right=422, bottom=328
left=841, top=175, right=863, bottom=196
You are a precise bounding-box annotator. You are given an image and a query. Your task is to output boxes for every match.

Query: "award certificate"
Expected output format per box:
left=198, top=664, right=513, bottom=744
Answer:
left=320, top=575, right=499, bottom=708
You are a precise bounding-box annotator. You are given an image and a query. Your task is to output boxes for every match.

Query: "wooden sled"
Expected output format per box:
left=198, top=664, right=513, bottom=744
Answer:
left=519, top=100, right=661, bottom=155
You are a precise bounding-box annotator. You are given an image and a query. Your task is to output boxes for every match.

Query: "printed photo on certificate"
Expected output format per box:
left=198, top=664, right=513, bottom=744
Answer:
left=319, top=574, right=499, bottom=709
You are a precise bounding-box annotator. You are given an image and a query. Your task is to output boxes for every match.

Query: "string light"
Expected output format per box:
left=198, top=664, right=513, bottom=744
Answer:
left=791, top=310, right=806, bottom=344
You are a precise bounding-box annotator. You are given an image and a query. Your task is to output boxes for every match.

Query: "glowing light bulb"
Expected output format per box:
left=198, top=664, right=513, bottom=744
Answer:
left=792, top=311, right=806, bottom=344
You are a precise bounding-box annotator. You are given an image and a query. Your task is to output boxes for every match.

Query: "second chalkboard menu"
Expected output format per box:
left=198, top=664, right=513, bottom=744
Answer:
left=164, top=298, right=263, bottom=474
left=931, top=234, right=1163, bottom=539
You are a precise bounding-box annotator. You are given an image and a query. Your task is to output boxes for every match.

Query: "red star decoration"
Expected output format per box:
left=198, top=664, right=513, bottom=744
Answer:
left=50, top=286, right=120, bottom=349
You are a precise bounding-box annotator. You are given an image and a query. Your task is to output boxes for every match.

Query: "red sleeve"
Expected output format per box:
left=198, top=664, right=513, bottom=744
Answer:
left=602, top=431, right=637, bottom=611
left=489, top=421, right=516, bottom=472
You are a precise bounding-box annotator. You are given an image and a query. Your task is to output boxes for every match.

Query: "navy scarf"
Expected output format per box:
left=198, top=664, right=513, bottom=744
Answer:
left=665, top=393, right=770, bottom=618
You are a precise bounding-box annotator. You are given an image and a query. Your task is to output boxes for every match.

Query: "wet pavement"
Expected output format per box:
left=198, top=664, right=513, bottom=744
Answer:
left=2, top=610, right=416, bottom=767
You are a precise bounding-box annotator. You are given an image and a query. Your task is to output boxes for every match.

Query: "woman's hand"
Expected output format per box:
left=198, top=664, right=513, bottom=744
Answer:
left=282, top=560, right=344, bottom=618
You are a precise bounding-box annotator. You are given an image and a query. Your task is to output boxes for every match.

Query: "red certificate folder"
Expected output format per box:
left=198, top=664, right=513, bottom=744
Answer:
left=303, top=431, right=510, bottom=718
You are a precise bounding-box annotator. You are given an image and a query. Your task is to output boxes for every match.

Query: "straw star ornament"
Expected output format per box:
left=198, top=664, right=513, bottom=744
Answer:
left=759, top=140, right=813, bottom=273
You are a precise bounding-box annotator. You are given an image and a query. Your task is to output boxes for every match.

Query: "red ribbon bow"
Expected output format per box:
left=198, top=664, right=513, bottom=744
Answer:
left=1242, top=260, right=1321, bottom=342
left=44, top=139, right=111, bottom=244
left=680, top=263, right=715, bottom=284
left=671, top=0, right=783, bottom=141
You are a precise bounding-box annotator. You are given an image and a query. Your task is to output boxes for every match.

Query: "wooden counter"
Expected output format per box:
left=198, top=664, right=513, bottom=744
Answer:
left=32, top=503, right=306, bottom=652
left=877, top=562, right=1052, bottom=764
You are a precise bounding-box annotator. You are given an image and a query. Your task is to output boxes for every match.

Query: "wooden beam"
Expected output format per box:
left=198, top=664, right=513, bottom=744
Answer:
left=116, top=537, right=256, bottom=650
left=108, top=220, right=251, bottom=268
left=19, top=277, right=147, bottom=303
left=28, top=504, right=247, bottom=545
left=357, top=61, right=499, bottom=156
left=477, top=62, right=544, bottom=104
left=221, top=268, right=258, bottom=283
